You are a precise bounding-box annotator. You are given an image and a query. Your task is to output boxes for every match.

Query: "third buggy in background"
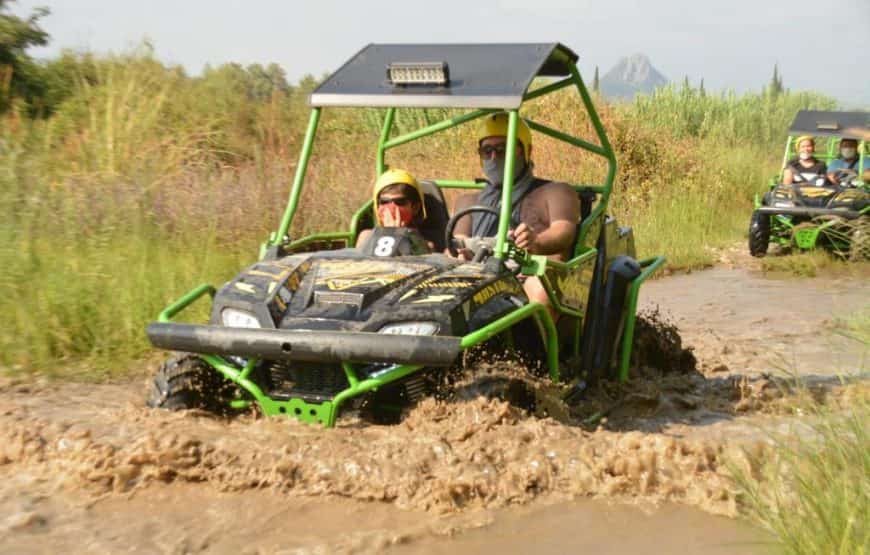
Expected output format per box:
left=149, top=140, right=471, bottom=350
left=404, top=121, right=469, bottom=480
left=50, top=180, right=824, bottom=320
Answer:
left=748, top=110, right=869, bottom=260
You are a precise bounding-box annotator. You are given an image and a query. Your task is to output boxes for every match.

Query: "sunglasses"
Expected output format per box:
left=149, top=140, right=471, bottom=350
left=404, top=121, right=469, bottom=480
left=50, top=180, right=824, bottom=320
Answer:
left=378, top=196, right=412, bottom=207
left=478, top=144, right=508, bottom=158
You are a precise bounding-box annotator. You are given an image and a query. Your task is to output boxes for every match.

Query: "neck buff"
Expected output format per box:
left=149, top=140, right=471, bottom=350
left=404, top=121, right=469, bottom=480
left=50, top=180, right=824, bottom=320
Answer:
left=471, top=162, right=536, bottom=237
left=378, top=202, right=415, bottom=227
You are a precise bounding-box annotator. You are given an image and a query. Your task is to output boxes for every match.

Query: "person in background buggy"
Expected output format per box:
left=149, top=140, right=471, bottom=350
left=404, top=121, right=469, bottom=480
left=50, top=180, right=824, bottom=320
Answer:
left=783, top=135, right=827, bottom=185
left=827, top=138, right=869, bottom=185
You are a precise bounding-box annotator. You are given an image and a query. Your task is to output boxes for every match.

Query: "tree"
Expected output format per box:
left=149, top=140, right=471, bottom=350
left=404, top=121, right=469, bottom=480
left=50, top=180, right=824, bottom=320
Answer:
left=768, top=64, right=783, bottom=97
left=699, top=78, right=706, bottom=97
left=0, top=0, right=50, bottom=114
left=592, top=65, right=599, bottom=93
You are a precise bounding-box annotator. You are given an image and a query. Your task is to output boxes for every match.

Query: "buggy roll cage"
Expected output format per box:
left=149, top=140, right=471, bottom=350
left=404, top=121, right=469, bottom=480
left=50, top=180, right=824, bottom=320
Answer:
left=265, top=43, right=619, bottom=261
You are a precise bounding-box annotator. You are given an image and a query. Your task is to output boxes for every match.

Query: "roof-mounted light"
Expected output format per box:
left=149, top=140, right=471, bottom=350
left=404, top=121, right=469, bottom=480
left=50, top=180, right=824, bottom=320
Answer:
left=816, top=121, right=840, bottom=131
left=386, top=62, right=450, bottom=86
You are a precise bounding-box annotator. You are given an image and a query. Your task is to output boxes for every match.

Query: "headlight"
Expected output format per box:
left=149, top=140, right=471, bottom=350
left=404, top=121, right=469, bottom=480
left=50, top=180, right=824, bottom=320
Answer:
left=221, top=308, right=261, bottom=329
left=378, top=321, right=439, bottom=335
left=774, top=201, right=795, bottom=208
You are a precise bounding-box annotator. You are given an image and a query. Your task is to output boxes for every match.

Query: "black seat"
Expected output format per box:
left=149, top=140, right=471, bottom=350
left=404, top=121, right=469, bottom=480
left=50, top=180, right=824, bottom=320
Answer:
left=418, top=180, right=450, bottom=252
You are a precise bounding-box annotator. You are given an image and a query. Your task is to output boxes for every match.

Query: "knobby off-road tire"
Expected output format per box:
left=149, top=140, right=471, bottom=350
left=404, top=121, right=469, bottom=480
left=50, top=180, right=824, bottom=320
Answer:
left=147, top=354, right=235, bottom=414
left=748, top=210, right=770, bottom=257
left=849, top=218, right=870, bottom=262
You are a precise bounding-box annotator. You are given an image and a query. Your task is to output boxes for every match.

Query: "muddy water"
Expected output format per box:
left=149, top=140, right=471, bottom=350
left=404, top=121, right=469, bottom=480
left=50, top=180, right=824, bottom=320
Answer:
left=1, top=266, right=867, bottom=554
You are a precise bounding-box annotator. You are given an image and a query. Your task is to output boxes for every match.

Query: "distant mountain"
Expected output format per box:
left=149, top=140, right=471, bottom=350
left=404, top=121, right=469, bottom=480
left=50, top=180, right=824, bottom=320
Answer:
left=600, top=54, right=668, bottom=99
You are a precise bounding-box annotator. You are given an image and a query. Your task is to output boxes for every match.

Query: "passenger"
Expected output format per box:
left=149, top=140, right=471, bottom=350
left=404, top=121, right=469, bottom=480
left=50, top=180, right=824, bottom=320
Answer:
left=356, top=168, right=427, bottom=248
left=783, top=135, right=827, bottom=185
left=452, top=112, right=580, bottom=316
left=826, top=138, right=869, bottom=185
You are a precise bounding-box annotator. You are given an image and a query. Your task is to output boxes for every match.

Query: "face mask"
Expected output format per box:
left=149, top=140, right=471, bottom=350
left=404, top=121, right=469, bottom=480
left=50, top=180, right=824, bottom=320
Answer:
left=483, top=155, right=525, bottom=186
left=841, top=147, right=857, bottom=160
left=377, top=203, right=414, bottom=227
left=799, top=152, right=812, bottom=161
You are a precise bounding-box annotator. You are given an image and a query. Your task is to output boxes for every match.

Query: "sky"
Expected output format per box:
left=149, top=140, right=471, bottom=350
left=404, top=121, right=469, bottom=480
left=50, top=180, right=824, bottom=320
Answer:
left=11, top=0, right=870, bottom=106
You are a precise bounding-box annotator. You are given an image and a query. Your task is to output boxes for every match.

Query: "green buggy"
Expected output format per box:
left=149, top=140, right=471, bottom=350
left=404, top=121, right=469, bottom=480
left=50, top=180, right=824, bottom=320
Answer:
left=145, top=43, right=665, bottom=426
left=749, top=110, right=870, bottom=259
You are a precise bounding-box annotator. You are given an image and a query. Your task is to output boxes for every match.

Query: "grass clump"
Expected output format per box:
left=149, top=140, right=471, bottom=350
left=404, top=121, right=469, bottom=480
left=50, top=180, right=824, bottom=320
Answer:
left=732, top=314, right=869, bottom=554
left=732, top=395, right=869, bottom=555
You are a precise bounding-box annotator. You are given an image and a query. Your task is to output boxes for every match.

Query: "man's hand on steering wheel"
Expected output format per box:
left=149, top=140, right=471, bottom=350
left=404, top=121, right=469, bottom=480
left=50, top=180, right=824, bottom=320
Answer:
left=509, top=222, right=537, bottom=252
left=831, top=169, right=858, bottom=186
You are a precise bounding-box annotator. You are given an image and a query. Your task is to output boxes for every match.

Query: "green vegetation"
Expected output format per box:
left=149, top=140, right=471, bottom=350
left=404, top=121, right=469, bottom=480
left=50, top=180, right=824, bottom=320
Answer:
left=733, top=394, right=869, bottom=555
left=0, top=23, right=841, bottom=374
left=730, top=312, right=869, bottom=555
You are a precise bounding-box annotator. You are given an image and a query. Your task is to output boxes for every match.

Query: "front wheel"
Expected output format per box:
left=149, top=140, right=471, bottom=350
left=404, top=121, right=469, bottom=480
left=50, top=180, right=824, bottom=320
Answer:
left=748, top=210, right=770, bottom=257
left=147, top=354, right=235, bottom=413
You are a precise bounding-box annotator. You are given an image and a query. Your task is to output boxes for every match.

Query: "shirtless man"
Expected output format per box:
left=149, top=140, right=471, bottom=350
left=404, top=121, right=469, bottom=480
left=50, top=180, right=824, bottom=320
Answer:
left=783, top=135, right=827, bottom=185
left=452, top=112, right=580, bottom=313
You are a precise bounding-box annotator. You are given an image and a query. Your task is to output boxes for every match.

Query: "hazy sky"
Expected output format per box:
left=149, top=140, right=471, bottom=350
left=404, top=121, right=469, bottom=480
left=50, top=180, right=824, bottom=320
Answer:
left=12, top=0, right=870, bottom=105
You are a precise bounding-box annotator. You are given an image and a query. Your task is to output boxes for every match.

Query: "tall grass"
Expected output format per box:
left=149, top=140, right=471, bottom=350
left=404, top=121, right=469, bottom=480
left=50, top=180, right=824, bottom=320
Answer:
left=0, top=49, right=843, bottom=375
left=734, top=398, right=869, bottom=555
left=731, top=313, right=869, bottom=554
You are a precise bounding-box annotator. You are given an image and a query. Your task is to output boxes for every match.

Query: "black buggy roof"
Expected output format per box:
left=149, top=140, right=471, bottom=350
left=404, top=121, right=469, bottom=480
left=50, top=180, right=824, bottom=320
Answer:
left=310, top=43, right=579, bottom=109
left=789, top=110, right=870, bottom=140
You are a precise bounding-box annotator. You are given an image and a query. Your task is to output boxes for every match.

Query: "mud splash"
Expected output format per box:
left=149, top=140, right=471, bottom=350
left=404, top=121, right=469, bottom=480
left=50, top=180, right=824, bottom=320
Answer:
left=4, top=369, right=856, bottom=523
left=1, top=265, right=866, bottom=552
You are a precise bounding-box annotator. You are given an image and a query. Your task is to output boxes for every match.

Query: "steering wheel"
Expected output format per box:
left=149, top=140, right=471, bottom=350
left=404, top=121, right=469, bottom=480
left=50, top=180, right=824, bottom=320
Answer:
left=831, top=168, right=859, bottom=187
left=444, top=205, right=502, bottom=259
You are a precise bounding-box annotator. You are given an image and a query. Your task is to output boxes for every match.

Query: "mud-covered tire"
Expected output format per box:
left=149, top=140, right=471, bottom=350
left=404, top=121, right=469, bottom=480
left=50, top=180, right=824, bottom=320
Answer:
left=147, top=355, right=235, bottom=413
left=748, top=210, right=770, bottom=257
left=453, top=375, right=537, bottom=412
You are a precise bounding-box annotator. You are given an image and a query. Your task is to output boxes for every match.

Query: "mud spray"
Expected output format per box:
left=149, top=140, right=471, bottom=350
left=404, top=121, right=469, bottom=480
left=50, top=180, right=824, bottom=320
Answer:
left=0, top=309, right=863, bottom=553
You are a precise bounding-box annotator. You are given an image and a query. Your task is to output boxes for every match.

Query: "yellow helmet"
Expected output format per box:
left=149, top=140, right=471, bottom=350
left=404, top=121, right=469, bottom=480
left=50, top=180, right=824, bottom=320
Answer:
left=372, top=168, right=426, bottom=223
left=479, top=112, right=532, bottom=158
left=794, top=135, right=815, bottom=150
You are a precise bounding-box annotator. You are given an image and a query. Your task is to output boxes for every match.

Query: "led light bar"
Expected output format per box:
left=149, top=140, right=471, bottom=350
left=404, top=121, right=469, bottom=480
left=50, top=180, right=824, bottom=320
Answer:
left=386, top=62, right=450, bottom=86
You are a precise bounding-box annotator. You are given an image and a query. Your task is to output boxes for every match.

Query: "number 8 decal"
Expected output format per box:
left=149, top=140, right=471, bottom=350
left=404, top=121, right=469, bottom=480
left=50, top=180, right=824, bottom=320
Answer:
left=374, top=236, right=396, bottom=256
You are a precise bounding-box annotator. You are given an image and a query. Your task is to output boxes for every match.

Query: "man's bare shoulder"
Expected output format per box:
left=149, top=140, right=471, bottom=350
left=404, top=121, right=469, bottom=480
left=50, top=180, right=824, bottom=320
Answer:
left=530, top=180, right=576, bottom=197
left=526, top=180, right=579, bottom=206
left=524, top=180, right=579, bottom=224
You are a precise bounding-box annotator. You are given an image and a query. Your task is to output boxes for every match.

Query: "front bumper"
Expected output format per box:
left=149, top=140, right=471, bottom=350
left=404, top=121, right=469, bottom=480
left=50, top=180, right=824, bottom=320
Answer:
left=146, top=323, right=461, bottom=366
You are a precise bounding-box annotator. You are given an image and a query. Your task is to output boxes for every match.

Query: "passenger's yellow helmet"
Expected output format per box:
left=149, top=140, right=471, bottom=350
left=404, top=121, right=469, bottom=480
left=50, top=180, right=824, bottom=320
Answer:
left=794, top=135, right=815, bottom=149
left=479, top=112, right=532, bottom=158
left=372, top=168, right=426, bottom=223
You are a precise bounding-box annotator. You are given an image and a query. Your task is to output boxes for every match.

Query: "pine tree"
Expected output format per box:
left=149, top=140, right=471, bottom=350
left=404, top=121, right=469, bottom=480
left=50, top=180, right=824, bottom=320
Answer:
left=769, top=64, right=783, bottom=97
left=592, top=66, right=599, bottom=94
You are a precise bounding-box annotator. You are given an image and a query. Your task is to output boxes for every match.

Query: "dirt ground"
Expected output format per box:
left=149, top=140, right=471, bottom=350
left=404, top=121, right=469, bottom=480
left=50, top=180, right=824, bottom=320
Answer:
left=1, top=254, right=867, bottom=554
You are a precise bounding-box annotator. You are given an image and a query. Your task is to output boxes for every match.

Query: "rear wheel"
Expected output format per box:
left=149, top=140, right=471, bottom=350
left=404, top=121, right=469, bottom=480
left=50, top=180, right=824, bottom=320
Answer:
left=147, top=354, right=235, bottom=413
left=748, top=211, right=770, bottom=257
left=849, top=218, right=870, bottom=262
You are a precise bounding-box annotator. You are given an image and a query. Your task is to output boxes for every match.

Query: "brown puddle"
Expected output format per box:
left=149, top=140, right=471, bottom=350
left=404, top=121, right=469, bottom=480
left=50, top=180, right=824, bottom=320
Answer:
left=1, top=265, right=866, bottom=553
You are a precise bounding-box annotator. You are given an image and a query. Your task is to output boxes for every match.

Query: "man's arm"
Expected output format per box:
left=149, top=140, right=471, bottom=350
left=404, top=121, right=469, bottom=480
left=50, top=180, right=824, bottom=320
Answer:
left=452, top=192, right=478, bottom=238
left=513, top=182, right=579, bottom=256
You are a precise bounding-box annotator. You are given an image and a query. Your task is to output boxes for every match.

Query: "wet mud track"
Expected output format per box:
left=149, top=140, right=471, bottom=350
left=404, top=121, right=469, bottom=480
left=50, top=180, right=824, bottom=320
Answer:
left=1, top=266, right=866, bottom=554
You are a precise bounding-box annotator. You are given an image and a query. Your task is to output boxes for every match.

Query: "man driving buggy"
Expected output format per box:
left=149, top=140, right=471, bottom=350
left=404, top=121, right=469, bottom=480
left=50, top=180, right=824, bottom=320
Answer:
left=451, top=112, right=580, bottom=313
left=827, top=138, right=870, bottom=185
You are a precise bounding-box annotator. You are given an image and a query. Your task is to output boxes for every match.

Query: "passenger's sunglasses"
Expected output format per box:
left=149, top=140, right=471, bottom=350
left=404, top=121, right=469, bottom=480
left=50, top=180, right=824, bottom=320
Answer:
left=478, top=144, right=508, bottom=158
left=378, top=196, right=412, bottom=207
